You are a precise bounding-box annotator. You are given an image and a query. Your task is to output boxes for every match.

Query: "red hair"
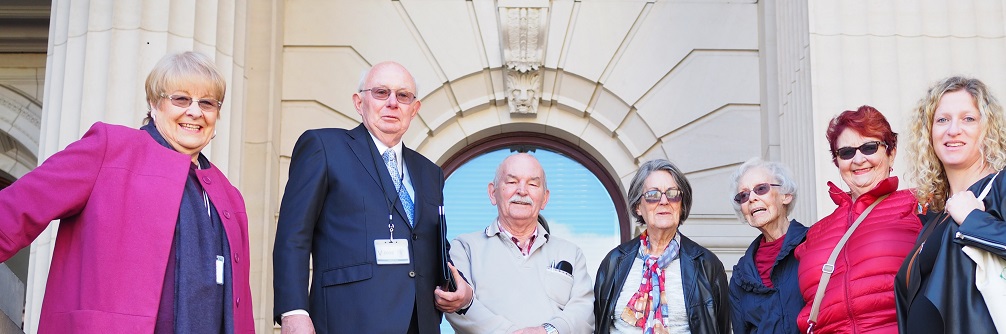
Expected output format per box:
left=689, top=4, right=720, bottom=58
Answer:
left=825, top=105, right=898, bottom=165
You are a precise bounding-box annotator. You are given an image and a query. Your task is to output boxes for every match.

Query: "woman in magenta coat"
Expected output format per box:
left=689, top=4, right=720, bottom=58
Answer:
left=0, top=52, right=254, bottom=333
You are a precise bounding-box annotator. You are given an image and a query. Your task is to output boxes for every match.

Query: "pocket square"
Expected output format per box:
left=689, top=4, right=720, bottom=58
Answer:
left=552, top=260, right=573, bottom=275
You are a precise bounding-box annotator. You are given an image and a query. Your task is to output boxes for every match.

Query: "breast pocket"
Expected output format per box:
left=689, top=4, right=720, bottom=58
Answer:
left=542, top=268, right=574, bottom=307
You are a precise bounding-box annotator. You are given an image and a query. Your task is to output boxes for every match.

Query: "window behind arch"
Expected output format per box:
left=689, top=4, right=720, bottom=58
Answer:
left=443, top=148, right=621, bottom=281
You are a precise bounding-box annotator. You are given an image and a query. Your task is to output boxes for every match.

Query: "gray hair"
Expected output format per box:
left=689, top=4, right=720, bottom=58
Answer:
left=728, top=157, right=798, bottom=221
left=493, top=153, right=548, bottom=190
left=627, top=159, right=693, bottom=226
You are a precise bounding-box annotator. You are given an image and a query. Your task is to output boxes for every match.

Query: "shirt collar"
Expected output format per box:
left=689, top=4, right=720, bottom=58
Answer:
left=369, top=132, right=404, bottom=172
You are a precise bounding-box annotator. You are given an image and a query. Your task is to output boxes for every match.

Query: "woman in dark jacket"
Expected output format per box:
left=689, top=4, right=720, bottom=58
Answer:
left=594, top=159, right=730, bottom=334
left=897, top=76, right=1005, bottom=333
left=728, top=157, right=807, bottom=334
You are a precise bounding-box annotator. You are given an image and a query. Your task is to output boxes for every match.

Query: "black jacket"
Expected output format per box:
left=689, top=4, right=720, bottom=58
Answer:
left=593, top=233, right=730, bottom=334
left=729, top=220, right=807, bottom=334
left=895, top=172, right=1005, bottom=334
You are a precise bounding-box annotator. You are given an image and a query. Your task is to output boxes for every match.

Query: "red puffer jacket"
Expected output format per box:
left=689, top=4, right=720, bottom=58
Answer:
left=794, top=177, right=921, bottom=334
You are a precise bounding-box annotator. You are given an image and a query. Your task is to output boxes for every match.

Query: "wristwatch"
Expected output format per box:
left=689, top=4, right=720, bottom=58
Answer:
left=542, top=323, right=558, bottom=334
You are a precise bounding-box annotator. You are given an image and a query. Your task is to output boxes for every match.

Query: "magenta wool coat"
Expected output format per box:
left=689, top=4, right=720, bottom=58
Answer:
left=0, top=122, right=254, bottom=333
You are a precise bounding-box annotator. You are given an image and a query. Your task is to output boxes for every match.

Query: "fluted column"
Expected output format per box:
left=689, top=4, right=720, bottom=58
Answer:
left=25, top=0, right=246, bottom=332
left=759, top=0, right=816, bottom=225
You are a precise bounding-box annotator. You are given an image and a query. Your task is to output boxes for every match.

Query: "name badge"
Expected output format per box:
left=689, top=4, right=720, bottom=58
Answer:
left=374, top=239, right=410, bottom=265
left=216, top=255, right=225, bottom=285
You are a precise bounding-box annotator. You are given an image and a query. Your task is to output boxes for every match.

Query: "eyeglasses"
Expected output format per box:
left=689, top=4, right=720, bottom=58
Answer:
left=160, top=94, right=222, bottom=112
left=642, top=189, right=683, bottom=203
left=360, top=87, right=417, bottom=104
left=733, top=183, right=781, bottom=204
left=835, top=141, right=885, bottom=160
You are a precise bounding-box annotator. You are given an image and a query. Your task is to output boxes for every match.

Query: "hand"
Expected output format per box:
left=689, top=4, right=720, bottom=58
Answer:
left=433, top=262, right=473, bottom=313
left=510, top=326, right=547, bottom=334
left=280, top=314, right=316, bottom=334
left=946, top=190, right=984, bottom=225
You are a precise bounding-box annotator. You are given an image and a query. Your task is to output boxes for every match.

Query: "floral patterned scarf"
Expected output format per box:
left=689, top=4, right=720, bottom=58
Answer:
left=621, top=231, right=680, bottom=334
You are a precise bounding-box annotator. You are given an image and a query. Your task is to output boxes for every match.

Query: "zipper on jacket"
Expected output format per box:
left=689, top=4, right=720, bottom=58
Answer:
left=955, top=231, right=1006, bottom=251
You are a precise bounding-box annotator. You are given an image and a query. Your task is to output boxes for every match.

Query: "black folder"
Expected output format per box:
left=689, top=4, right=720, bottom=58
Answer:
left=438, top=205, right=457, bottom=292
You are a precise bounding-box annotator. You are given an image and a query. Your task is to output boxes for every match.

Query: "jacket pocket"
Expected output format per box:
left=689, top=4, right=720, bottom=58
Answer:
left=320, top=263, right=373, bottom=287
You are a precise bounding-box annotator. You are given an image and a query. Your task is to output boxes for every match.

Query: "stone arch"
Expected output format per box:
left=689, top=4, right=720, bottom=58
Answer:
left=0, top=85, right=40, bottom=179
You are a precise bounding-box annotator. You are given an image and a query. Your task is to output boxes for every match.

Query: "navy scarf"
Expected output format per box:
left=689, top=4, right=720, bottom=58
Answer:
left=144, top=123, right=234, bottom=334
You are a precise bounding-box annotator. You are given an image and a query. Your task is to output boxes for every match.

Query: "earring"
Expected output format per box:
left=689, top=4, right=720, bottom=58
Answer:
left=151, top=112, right=156, bottom=122
left=212, top=131, right=217, bottom=139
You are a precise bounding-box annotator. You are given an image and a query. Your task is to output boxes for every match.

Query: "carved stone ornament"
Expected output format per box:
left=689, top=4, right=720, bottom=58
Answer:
left=499, top=4, right=548, bottom=115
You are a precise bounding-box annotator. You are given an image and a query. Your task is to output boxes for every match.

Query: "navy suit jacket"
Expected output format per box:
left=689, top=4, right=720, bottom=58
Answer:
left=274, top=124, right=448, bottom=333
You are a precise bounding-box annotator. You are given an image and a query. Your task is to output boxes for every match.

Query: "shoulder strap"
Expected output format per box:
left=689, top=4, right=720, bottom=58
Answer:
left=807, top=193, right=890, bottom=333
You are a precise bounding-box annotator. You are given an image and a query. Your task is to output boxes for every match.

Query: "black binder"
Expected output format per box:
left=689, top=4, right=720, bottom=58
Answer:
left=438, top=205, right=457, bottom=292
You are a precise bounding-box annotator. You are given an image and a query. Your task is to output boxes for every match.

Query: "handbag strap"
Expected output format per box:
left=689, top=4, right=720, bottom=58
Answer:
left=807, top=193, right=890, bottom=334
left=977, top=170, right=1001, bottom=201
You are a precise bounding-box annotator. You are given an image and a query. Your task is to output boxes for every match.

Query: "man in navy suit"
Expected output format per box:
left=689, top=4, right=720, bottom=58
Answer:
left=273, top=61, right=473, bottom=333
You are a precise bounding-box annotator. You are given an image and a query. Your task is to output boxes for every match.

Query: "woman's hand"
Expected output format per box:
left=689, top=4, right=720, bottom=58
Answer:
left=946, top=190, right=984, bottom=225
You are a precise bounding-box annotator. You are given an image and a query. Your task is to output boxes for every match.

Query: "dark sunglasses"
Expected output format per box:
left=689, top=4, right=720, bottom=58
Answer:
left=835, top=141, right=885, bottom=160
left=360, top=87, right=417, bottom=104
left=733, top=183, right=781, bottom=204
left=160, top=94, right=222, bottom=112
left=642, top=189, right=683, bottom=203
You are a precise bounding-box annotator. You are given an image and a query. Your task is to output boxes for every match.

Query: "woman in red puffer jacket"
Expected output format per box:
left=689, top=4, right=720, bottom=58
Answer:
left=794, top=106, right=921, bottom=333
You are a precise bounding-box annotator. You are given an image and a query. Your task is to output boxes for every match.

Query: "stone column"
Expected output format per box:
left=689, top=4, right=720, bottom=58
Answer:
left=25, top=0, right=246, bottom=332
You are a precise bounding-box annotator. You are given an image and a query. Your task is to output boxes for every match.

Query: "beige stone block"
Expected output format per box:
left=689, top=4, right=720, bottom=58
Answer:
left=415, top=121, right=466, bottom=165
left=660, top=105, right=760, bottom=174
left=543, top=0, right=574, bottom=68
left=636, top=51, right=759, bottom=137
left=472, top=0, right=503, bottom=68
left=282, top=47, right=368, bottom=118
left=614, top=111, right=655, bottom=159
left=553, top=71, right=594, bottom=112
left=580, top=121, right=636, bottom=183
left=456, top=103, right=502, bottom=141
left=451, top=70, right=493, bottom=113
left=488, top=67, right=506, bottom=102
left=589, top=88, right=630, bottom=133
left=415, top=85, right=457, bottom=134
left=680, top=167, right=737, bottom=217
left=279, top=101, right=360, bottom=155
left=543, top=103, right=588, bottom=145
left=560, top=1, right=645, bottom=81
left=605, top=2, right=757, bottom=104
left=399, top=0, right=484, bottom=80
left=283, top=0, right=443, bottom=92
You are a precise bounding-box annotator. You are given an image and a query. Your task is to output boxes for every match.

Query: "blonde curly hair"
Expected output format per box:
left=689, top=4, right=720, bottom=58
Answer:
left=906, top=76, right=1006, bottom=212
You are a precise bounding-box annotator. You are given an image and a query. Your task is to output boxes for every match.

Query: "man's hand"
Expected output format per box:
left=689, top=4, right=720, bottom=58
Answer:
left=510, top=326, right=547, bottom=334
left=947, top=190, right=984, bottom=225
left=280, top=314, right=316, bottom=334
left=433, top=262, right=473, bottom=312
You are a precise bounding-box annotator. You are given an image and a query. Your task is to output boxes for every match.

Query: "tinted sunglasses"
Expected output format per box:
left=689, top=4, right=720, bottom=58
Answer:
left=733, top=183, right=781, bottom=204
left=642, top=189, right=683, bottom=203
left=360, top=87, right=417, bottom=104
left=835, top=141, right=885, bottom=160
left=160, top=94, right=222, bottom=112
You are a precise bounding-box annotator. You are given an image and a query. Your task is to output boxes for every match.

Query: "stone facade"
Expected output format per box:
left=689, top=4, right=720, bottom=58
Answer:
left=2, top=1, right=1006, bottom=333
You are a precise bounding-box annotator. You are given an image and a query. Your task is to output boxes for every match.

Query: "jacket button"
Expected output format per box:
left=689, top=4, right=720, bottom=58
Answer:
left=224, top=210, right=231, bottom=219
left=234, top=254, right=240, bottom=263
left=409, top=271, right=416, bottom=278
left=412, top=233, right=418, bottom=240
left=236, top=297, right=240, bottom=307
left=202, top=176, right=212, bottom=184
